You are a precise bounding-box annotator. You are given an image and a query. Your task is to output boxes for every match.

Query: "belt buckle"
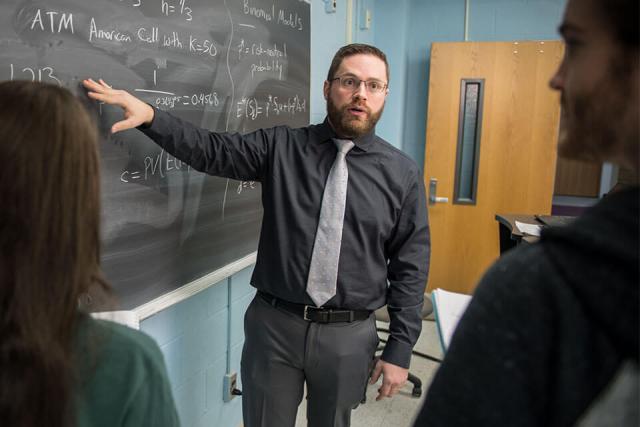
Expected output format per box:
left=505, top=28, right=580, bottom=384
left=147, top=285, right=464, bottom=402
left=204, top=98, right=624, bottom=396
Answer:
left=304, top=305, right=326, bottom=322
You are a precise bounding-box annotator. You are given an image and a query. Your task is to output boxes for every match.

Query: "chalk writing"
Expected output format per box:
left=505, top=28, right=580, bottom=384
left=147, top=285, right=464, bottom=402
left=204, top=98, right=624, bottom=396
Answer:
left=277, top=9, right=303, bottom=31
left=120, top=149, right=191, bottom=183
left=137, top=26, right=159, bottom=44
left=120, top=0, right=142, bottom=7
left=161, top=0, right=193, bottom=22
left=237, top=94, right=306, bottom=120
left=242, top=0, right=303, bottom=30
left=189, top=35, right=217, bottom=56
left=9, top=64, right=61, bottom=85
left=237, top=40, right=287, bottom=60
left=127, top=26, right=218, bottom=57
left=237, top=180, right=256, bottom=194
left=243, top=0, right=274, bottom=22
left=250, top=59, right=283, bottom=80
left=120, top=170, right=142, bottom=182
left=237, top=96, right=262, bottom=120
left=30, top=9, right=74, bottom=34
left=163, top=31, right=182, bottom=49
left=154, top=92, right=220, bottom=109
left=89, top=18, right=132, bottom=43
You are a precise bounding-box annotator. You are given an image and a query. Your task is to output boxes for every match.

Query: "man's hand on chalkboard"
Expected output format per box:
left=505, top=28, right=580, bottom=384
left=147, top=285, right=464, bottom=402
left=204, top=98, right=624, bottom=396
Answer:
left=82, top=78, right=155, bottom=133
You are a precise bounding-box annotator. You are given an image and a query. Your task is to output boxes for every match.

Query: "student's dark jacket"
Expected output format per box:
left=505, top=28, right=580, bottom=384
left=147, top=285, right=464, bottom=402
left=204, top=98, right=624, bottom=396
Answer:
left=415, top=186, right=639, bottom=427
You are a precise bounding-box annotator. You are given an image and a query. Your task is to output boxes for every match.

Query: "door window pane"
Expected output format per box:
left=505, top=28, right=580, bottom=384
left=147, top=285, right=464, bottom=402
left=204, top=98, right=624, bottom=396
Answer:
left=454, top=79, right=484, bottom=204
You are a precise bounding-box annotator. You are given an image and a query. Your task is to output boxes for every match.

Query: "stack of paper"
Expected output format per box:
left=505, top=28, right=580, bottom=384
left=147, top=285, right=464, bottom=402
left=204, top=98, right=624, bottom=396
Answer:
left=432, top=289, right=472, bottom=352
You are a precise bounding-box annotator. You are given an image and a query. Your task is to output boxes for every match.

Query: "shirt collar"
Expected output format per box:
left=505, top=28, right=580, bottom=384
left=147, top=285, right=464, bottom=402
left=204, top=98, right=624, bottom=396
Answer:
left=314, top=117, right=376, bottom=152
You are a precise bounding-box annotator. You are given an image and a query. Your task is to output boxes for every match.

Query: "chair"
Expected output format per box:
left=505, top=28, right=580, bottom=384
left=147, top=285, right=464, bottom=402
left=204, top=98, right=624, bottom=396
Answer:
left=373, top=294, right=440, bottom=398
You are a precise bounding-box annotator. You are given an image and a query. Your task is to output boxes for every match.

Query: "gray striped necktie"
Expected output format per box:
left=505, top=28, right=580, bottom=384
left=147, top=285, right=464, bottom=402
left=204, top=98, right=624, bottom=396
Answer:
left=306, top=138, right=355, bottom=307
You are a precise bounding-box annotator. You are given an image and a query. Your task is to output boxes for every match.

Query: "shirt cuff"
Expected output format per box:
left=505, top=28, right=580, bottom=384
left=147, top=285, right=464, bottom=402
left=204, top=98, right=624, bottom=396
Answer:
left=381, top=336, right=412, bottom=369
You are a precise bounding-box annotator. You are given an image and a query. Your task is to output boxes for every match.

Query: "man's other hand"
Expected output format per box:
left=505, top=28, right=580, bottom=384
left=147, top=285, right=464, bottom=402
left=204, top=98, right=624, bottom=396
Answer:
left=369, top=358, right=409, bottom=401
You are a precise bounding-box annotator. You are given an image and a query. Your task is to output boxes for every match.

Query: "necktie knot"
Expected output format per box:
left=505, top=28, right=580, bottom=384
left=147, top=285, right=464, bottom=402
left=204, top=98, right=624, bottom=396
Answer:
left=334, top=138, right=354, bottom=155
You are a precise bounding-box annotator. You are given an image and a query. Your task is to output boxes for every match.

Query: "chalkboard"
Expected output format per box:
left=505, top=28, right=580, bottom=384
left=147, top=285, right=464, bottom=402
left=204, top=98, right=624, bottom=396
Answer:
left=0, top=0, right=310, bottom=309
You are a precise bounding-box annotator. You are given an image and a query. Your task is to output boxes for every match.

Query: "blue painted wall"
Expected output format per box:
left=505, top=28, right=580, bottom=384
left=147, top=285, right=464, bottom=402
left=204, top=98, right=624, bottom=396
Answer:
left=374, top=0, right=566, bottom=167
left=469, top=0, right=567, bottom=41
left=354, top=0, right=375, bottom=45
left=140, top=266, right=255, bottom=427
left=310, top=0, right=350, bottom=124
left=368, top=0, right=408, bottom=149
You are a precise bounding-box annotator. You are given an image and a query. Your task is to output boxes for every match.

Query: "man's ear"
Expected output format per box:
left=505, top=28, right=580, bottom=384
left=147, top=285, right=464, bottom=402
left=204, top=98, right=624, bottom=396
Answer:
left=323, top=80, right=330, bottom=100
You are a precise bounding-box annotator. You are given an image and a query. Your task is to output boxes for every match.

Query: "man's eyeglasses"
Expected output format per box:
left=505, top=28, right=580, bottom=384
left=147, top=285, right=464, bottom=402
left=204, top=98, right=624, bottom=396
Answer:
left=330, top=76, right=388, bottom=94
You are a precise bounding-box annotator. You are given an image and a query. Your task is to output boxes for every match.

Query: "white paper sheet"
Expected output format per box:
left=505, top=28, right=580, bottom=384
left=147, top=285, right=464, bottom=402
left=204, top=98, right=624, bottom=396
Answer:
left=515, top=220, right=542, bottom=237
left=432, top=289, right=472, bottom=352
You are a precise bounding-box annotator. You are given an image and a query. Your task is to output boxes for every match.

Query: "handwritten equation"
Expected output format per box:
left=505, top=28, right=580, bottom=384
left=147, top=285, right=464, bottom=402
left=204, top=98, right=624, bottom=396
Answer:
left=120, top=149, right=191, bottom=183
left=237, top=180, right=256, bottom=194
left=161, top=0, right=193, bottom=21
left=154, top=92, right=220, bottom=109
left=237, top=40, right=287, bottom=60
left=237, top=94, right=306, bottom=120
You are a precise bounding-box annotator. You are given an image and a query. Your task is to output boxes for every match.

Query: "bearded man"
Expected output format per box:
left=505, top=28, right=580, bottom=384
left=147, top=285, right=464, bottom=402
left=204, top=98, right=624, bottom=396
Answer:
left=414, top=0, right=638, bottom=426
left=84, top=43, right=430, bottom=427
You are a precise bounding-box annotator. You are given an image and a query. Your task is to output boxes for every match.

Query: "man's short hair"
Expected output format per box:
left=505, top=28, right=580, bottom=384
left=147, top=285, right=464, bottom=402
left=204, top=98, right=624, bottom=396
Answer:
left=596, top=0, right=639, bottom=48
left=326, top=43, right=390, bottom=83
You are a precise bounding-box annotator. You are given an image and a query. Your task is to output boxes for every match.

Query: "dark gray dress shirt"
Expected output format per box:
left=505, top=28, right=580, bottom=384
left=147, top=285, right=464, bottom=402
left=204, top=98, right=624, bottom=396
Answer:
left=141, top=108, right=430, bottom=368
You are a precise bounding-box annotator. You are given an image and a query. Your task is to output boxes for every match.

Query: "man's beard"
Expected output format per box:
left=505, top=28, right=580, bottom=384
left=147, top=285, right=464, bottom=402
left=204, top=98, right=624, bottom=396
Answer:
left=558, top=58, right=639, bottom=169
left=327, top=97, right=384, bottom=139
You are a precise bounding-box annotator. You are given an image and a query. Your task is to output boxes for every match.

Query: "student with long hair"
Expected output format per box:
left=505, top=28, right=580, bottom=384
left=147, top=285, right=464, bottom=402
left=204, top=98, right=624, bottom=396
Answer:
left=0, top=81, right=180, bottom=427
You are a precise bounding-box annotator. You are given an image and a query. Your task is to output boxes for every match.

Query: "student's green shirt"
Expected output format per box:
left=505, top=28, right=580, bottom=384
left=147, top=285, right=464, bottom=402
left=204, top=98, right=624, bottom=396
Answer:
left=74, top=315, right=180, bottom=427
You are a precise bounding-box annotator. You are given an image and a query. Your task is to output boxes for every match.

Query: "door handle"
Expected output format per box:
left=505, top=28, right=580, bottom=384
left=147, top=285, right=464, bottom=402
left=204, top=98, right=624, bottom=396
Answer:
left=429, top=178, right=449, bottom=204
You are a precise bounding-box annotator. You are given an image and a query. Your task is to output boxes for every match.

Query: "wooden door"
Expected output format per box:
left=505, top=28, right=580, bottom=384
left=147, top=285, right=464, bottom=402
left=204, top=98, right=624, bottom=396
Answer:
left=554, top=157, right=602, bottom=197
left=424, top=41, right=563, bottom=294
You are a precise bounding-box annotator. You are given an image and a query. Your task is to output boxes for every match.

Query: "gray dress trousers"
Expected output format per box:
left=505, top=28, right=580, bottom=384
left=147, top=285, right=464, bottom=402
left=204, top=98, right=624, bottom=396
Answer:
left=241, top=294, right=379, bottom=427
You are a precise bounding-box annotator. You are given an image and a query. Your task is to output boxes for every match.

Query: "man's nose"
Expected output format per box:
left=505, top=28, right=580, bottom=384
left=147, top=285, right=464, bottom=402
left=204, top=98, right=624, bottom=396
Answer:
left=353, top=81, right=368, bottom=99
left=549, top=57, right=565, bottom=91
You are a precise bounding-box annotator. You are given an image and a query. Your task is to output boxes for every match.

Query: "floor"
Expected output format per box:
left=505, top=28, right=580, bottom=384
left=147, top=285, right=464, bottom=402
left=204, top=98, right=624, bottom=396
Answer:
left=294, top=319, right=443, bottom=427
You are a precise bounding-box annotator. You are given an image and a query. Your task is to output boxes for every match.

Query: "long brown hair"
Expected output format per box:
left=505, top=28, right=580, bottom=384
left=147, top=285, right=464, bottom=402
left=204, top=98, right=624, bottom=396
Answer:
left=0, top=81, right=107, bottom=426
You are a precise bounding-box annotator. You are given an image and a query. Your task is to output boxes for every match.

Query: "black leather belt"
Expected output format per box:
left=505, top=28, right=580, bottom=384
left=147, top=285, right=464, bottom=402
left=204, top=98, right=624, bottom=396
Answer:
left=258, top=291, right=370, bottom=323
